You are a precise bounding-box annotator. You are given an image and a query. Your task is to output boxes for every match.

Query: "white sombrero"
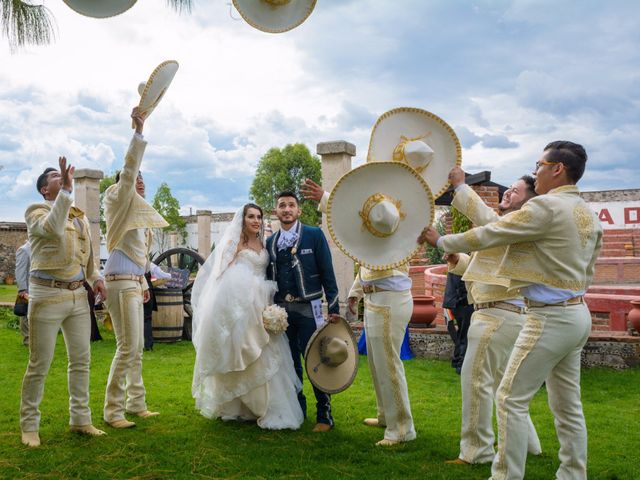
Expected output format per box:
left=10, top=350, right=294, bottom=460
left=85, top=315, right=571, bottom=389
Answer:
left=233, top=0, right=317, bottom=33
left=63, top=0, right=137, bottom=18
left=135, top=60, right=179, bottom=126
left=305, top=317, right=358, bottom=395
left=328, top=162, right=435, bottom=271
left=367, top=107, right=461, bottom=200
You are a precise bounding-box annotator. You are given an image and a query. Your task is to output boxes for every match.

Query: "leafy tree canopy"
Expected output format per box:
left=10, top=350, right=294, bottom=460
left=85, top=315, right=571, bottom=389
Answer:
left=152, top=181, right=187, bottom=241
left=249, top=143, right=322, bottom=226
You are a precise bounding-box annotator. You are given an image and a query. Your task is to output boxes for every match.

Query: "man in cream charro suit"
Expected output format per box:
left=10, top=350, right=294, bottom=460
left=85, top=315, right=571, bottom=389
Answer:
left=302, top=169, right=422, bottom=447
left=102, top=107, right=168, bottom=429
left=21, top=158, right=108, bottom=447
left=443, top=167, right=541, bottom=466
left=420, top=141, right=602, bottom=480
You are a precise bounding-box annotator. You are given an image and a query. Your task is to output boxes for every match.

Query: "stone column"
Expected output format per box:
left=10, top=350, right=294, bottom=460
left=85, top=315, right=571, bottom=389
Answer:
left=169, top=232, right=178, bottom=250
left=74, top=169, right=103, bottom=269
left=316, top=141, right=356, bottom=320
left=197, top=210, right=212, bottom=259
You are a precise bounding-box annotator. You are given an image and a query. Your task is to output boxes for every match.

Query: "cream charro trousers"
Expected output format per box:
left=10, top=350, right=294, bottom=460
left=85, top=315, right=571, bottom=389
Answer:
left=364, top=290, right=416, bottom=442
left=491, top=303, right=591, bottom=480
left=20, top=283, right=92, bottom=432
left=104, top=279, right=147, bottom=422
left=459, top=307, right=541, bottom=463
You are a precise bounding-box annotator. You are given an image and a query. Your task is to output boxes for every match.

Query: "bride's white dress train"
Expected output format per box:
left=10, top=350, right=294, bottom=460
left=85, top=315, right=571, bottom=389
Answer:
left=191, top=249, right=303, bottom=430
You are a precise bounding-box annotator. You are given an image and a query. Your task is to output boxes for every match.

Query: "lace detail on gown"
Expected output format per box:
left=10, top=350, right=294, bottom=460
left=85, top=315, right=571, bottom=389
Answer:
left=192, top=249, right=304, bottom=430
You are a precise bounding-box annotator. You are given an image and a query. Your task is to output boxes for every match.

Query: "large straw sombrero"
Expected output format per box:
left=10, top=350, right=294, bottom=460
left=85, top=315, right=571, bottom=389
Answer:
left=327, top=162, right=435, bottom=271
left=305, top=317, right=358, bottom=395
left=63, top=0, right=137, bottom=18
left=135, top=60, right=179, bottom=126
left=367, top=107, right=461, bottom=200
left=233, top=0, right=317, bottom=33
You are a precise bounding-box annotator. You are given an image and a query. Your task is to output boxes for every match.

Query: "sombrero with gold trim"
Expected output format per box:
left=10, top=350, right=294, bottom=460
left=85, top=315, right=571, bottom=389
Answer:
left=367, top=107, right=461, bottom=200
left=232, top=0, right=316, bottom=34
left=327, top=162, right=435, bottom=271
left=305, top=317, right=358, bottom=394
left=63, top=0, right=137, bottom=18
left=135, top=60, right=179, bottom=126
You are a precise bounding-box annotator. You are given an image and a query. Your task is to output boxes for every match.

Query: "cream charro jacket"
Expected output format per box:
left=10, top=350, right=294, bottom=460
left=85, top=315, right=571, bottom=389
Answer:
left=25, top=191, right=100, bottom=285
left=448, top=184, right=523, bottom=303
left=104, top=135, right=168, bottom=270
left=441, top=185, right=603, bottom=292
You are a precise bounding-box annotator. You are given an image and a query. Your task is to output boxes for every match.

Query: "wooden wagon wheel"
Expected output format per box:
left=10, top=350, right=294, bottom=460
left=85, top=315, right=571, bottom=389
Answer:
left=152, top=247, right=205, bottom=340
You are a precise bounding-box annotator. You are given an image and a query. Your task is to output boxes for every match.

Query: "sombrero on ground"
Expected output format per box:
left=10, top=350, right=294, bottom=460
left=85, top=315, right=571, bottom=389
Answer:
left=233, top=0, right=316, bottom=33
left=305, top=317, right=358, bottom=395
left=367, top=107, right=461, bottom=200
left=63, top=0, right=137, bottom=19
left=327, top=162, right=435, bottom=271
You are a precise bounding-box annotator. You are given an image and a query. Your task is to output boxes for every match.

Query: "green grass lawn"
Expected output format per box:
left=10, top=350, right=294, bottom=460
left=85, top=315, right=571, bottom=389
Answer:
left=0, top=308, right=638, bottom=479
left=0, top=284, right=17, bottom=303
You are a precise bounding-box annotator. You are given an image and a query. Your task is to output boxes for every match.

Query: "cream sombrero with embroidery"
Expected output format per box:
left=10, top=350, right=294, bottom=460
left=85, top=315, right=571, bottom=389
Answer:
left=232, top=0, right=316, bottom=33
left=63, top=0, right=137, bottom=18
left=367, top=107, right=461, bottom=200
left=305, top=317, right=358, bottom=394
left=327, top=162, right=435, bottom=271
left=134, top=61, right=179, bottom=127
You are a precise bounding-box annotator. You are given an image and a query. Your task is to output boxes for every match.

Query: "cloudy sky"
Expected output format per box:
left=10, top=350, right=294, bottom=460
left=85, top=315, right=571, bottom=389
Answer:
left=1, top=0, right=639, bottom=221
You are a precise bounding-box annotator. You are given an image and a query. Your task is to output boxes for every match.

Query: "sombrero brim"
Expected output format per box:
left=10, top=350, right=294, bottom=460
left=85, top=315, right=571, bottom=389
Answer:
left=367, top=107, right=461, bottom=200
left=233, top=0, right=317, bottom=33
left=137, top=60, right=179, bottom=120
left=305, top=318, right=358, bottom=395
left=63, top=0, right=137, bottom=19
left=327, top=162, right=435, bottom=271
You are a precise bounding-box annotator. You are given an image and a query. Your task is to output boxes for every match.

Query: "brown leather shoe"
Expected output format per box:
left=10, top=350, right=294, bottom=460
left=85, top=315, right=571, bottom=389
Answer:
left=445, top=458, right=470, bottom=465
left=105, top=419, right=136, bottom=429
left=312, top=423, right=332, bottom=433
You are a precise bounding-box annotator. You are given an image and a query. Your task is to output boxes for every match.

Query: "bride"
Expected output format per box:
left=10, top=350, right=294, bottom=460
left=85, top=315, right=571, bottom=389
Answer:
left=191, top=203, right=304, bottom=430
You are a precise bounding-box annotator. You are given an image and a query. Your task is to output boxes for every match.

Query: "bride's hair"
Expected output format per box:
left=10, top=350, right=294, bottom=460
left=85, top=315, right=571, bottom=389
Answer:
left=241, top=203, right=264, bottom=245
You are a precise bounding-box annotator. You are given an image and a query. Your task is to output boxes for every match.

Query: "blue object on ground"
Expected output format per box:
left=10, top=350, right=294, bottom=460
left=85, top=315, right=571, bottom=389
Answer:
left=358, top=326, right=414, bottom=360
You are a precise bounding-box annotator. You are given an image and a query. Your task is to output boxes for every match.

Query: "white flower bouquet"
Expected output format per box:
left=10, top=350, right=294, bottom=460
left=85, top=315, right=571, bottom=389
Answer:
left=262, top=304, right=289, bottom=334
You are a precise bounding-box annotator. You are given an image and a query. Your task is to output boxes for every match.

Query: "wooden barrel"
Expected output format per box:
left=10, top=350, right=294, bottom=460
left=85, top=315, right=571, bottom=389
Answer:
left=152, top=288, right=184, bottom=343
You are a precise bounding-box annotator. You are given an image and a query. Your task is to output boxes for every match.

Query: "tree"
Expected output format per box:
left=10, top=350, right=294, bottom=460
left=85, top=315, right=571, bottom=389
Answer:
left=1, top=0, right=193, bottom=51
left=99, top=173, right=117, bottom=235
left=152, top=181, right=187, bottom=253
left=250, top=143, right=322, bottom=226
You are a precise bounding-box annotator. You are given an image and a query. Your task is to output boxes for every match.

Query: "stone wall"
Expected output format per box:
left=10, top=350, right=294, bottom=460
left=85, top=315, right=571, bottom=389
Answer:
left=581, top=189, right=640, bottom=202
left=0, top=223, right=27, bottom=282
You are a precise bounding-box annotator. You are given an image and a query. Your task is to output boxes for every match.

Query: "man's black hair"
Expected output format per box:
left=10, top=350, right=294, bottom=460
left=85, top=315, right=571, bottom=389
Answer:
left=36, top=168, right=57, bottom=197
left=519, top=174, right=537, bottom=198
left=543, top=141, right=587, bottom=183
left=276, top=190, right=299, bottom=205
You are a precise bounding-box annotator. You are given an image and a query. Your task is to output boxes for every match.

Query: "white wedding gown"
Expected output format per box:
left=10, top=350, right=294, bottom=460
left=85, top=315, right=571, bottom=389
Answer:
left=191, top=248, right=304, bottom=430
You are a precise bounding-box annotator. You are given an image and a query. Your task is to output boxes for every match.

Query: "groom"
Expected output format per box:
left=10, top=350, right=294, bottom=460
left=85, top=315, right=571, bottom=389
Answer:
left=266, top=191, right=341, bottom=432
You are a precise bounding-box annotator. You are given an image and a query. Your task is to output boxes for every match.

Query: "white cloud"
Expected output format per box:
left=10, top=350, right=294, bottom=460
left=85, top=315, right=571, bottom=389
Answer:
left=0, top=0, right=639, bottom=222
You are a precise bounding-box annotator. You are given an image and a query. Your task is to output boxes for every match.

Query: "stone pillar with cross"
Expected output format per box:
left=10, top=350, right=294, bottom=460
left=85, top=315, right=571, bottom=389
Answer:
left=316, top=141, right=356, bottom=320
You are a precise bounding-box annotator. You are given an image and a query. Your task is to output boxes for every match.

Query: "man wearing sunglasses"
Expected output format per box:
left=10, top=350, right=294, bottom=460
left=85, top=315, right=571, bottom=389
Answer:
left=419, top=141, right=602, bottom=480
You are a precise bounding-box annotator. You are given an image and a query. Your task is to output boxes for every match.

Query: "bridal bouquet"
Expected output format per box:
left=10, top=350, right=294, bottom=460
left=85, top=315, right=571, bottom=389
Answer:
left=262, top=304, right=289, bottom=334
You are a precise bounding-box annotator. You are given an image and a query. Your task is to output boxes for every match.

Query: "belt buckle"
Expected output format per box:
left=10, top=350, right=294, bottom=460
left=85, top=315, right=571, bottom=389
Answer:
left=284, top=293, right=295, bottom=303
left=69, top=281, right=82, bottom=290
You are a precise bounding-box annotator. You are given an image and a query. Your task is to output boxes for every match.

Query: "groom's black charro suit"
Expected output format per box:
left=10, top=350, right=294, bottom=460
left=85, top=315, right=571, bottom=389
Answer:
left=267, top=221, right=340, bottom=426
